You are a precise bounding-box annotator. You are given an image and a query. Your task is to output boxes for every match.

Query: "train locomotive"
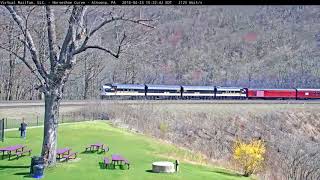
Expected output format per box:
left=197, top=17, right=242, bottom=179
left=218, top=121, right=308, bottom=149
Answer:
left=101, top=83, right=320, bottom=100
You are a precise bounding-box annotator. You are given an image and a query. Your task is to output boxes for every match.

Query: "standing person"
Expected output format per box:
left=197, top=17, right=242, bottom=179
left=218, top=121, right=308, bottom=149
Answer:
left=20, top=118, right=27, bottom=139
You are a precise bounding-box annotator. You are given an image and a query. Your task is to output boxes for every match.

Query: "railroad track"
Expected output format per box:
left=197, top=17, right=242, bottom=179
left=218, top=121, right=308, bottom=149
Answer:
left=0, top=99, right=320, bottom=108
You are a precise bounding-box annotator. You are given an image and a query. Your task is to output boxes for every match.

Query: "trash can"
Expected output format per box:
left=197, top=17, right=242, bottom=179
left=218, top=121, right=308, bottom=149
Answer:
left=32, top=164, right=44, bottom=178
left=30, top=156, right=44, bottom=175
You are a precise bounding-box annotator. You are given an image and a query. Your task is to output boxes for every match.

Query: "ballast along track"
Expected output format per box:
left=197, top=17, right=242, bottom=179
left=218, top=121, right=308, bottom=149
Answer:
left=1, top=100, right=320, bottom=109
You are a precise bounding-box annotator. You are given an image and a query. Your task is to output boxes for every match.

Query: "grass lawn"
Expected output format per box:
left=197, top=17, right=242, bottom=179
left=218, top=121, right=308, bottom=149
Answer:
left=0, top=121, right=249, bottom=180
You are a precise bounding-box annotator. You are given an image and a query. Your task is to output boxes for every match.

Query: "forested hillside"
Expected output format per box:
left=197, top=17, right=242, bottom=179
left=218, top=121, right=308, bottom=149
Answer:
left=0, top=6, right=320, bottom=100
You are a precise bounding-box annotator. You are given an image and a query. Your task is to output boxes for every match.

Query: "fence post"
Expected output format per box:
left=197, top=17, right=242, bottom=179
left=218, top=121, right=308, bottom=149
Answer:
left=1, top=118, right=4, bottom=141
left=37, top=116, right=39, bottom=126
left=62, top=115, right=64, bottom=124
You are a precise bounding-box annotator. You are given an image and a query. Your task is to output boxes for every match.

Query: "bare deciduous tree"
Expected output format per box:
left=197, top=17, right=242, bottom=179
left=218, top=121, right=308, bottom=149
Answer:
left=2, top=5, right=154, bottom=166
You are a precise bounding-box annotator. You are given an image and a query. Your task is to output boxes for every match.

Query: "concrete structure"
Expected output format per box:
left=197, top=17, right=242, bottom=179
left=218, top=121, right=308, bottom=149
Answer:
left=152, top=161, right=175, bottom=173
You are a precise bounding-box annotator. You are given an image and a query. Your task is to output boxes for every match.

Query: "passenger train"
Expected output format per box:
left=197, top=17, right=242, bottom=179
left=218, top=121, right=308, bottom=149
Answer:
left=101, top=83, right=320, bottom=100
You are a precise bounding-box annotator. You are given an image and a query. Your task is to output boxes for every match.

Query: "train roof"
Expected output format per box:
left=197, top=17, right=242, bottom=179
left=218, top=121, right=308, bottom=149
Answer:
left=182, top=85, right=215, bottom=91
left=248, top=88, right=296, bottom=91
left=113, top=84, right=145, bottom=89
left=146, top=84, right=181, bottom=90
left=296, top=88, right=320, bottom=91
left=216, top=87, right=244, bottom=91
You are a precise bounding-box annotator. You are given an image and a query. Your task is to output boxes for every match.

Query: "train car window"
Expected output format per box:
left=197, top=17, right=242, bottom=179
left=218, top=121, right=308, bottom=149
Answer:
left=183, top=90, right=213, bottom=94
left=148, top=89, right=179, bottom=93
left=199, top=90, right=214, bottom=94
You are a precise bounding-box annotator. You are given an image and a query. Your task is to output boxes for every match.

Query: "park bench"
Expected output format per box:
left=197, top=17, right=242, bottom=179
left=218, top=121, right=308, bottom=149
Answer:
left=124, top=159, right=130, bottom=169
left=84, top=146, right=92, bottom=152
left=103, top=157, right=111, bottom=168
left=63, top=152, right=77, bottom=162
left=15, top=149, right=32, bottom=159
left=101, top=146, right=109, bottom=153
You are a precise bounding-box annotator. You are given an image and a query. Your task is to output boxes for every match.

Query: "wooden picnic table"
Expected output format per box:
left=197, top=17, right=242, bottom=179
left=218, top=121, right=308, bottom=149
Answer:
left=0, top=145, right=25, bottom=160
left=56, top=148, right=71, bottom=159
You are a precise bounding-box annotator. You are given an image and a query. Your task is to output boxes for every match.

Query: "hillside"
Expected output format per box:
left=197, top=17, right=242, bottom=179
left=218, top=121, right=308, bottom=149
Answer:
left=0, top=6, right=320, bottom=100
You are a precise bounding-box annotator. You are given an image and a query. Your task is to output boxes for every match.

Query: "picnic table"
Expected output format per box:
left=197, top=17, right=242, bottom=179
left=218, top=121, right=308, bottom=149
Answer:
left=0, top=145, right=26, bottom=160
left=85, top=143, right=108, bottom=153
left=56, top=148, right=71, bottom=159
left=90, top=143, right=104, bottom=151
left=111, top=154, right=130, bottom=169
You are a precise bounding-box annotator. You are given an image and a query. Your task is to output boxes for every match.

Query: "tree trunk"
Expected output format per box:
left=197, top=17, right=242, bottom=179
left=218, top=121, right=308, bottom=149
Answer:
left=6, top=56, right=15, bottom=100
left=83, top=77, right=89, bottom=100
left=83, top=58, right=88, bottom=99
left=41, top=89, right=61, bottom=166
left=5, top=20, right=15, bottom=101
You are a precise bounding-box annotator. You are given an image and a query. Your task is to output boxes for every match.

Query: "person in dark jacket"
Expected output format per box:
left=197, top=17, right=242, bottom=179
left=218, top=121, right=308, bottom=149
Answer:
left=20, top=118, right=27, bottom=139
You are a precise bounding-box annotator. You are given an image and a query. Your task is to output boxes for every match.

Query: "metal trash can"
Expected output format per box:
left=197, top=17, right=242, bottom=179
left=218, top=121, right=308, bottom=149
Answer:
left=30, top=156, right=44, bottom=175
left=32, top=164, right=44, bottom=178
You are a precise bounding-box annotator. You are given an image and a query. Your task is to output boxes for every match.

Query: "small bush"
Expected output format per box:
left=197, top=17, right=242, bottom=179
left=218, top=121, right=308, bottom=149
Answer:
left=159, top=122, right=169, bottom=134
left=233, top=139, right=266, bottom=177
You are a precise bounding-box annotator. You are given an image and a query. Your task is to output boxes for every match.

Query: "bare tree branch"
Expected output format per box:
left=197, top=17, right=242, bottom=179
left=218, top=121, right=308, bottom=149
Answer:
left=74, top=32, right=127, bottom=57
left=0, top=44, right=45, bottom=85
left=45, top=6, right=59, bottom=71
left=5, top=5, right=48, bottom=80
left=74, top=45, right=119, bottom=58
left=75, top=13, right=155, bottom=57
left=121, top=17, right=155, bottom=29
left=59, top=6, right=86, bottom=65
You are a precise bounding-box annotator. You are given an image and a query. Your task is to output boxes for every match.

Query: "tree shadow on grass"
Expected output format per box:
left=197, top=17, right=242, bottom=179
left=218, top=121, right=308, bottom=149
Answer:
left=210, top=169, right=243, bottom=177
left=80, top=151, right=97, bottom=154
left=0, top=165, right=30, bottom=170
left=97, top=151, right=105, bottom=155
left=80, top=150, right=105, bottom=155
left=14, top=172, right=33, bottom=178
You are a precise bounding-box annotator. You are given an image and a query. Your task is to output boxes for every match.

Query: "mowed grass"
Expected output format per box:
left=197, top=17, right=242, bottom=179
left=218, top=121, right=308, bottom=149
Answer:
left=0, top=121, right=249, bottom=180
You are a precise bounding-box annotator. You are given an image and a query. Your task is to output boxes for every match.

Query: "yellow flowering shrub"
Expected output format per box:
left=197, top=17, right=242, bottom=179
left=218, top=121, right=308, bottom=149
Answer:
left=233, top=139, right=266, bottom=177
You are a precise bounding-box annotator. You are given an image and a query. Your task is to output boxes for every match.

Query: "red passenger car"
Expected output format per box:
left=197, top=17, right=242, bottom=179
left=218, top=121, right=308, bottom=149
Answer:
left=296, top=89, right=320, bottom=99
left=247, top=88, right=297, bottom=99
